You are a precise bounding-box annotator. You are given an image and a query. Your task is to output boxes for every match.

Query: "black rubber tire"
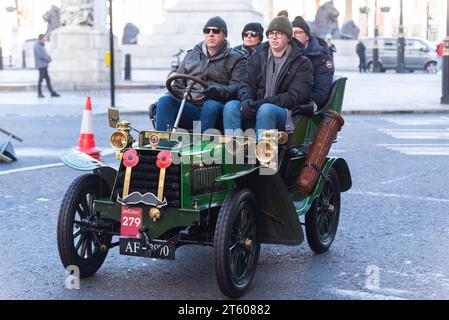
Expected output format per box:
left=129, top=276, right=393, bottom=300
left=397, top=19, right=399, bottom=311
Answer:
left=57, top=174, right=112, bottom=278
left=305, top=167, right=341, bottom=254
left=425, top=62, right=437, bottom=74
left=214, top=189, right=261, bottom=298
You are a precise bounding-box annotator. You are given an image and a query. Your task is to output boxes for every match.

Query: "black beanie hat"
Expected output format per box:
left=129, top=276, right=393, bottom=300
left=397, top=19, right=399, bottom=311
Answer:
left=242, top=22, right=264, bottom=42
left=266, top=16, right=293, bottom=40
left=204, top=16, right=228, bottom=36
left=292, top=16, right=311, bottom=38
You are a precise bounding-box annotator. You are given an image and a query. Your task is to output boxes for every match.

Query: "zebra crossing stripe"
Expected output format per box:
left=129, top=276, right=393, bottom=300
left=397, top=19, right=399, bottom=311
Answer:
left=377, top=144, right=449, bottom=156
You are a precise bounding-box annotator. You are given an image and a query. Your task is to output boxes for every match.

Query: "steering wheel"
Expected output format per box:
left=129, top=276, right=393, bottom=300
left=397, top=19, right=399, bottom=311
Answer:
left=166, top=74, right=209, bottom=104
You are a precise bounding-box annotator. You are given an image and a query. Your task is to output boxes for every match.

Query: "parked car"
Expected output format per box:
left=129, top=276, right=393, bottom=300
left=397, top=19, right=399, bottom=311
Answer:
left=364, top=37, right=438, bottom=73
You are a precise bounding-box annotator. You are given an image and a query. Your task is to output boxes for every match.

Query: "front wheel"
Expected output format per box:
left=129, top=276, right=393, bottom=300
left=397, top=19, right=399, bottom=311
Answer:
left=57, top=174, right=112, bottom=278
left=305, top=167, right=341, bottom=254
left=425, top=62, right=437, bottom=74
left=214, top=189, right=261, bottom=298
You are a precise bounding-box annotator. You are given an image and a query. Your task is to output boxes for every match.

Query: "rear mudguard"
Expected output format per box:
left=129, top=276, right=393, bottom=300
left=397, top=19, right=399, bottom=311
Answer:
left=295, top=157, right=352, bottom=216
left=61, top=151, right=118, bottom=192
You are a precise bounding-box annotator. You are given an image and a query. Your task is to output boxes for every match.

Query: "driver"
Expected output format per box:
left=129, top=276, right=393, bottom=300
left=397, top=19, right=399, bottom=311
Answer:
left=156, top=16, right=245, bottom=133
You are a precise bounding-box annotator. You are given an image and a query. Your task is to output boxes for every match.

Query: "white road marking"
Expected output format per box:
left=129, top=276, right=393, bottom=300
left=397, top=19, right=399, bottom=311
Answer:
left=0, top=163, right=65, bottom=176
left=377, top=144, right=449, bottom=156
left=381, top=172, right=422, bottom=185
left=348, top=191, right=449, bottom=204
left=334, top=289, right=407, bottom=300
left=379, top=129, right=449, bottom=140
left=385, top=116, right=449, bottom=126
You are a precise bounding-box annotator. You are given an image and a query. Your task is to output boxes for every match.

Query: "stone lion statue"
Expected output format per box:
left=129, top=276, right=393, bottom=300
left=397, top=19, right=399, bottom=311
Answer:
left=60, top=0, right=94, bottom=27
left=308, top=1, right=341, bottom=39
left=340, top=20, right=360, bottom=40
left=43, top=5, right=61, bottom=39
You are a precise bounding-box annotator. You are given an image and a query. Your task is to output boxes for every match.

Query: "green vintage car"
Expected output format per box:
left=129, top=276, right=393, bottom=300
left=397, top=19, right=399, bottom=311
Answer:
left=57, top=74, right=352, bottom=298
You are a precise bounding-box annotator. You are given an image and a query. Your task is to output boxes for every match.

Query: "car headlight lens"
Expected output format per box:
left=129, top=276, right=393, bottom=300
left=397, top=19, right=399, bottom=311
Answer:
left=256, top=141, right=276, bottom=164
left=110, top=131, right=130, bottom=151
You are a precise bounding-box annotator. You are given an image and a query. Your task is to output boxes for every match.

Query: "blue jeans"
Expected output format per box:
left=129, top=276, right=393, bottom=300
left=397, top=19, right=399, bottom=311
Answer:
left=156, top=94, right=224, bottom=133
left=224, top=100, right=287, bottom=137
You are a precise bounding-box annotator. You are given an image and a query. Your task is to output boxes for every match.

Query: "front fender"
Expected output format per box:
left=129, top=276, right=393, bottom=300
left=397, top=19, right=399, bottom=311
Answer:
left=61, top=152, right=118, bottom=193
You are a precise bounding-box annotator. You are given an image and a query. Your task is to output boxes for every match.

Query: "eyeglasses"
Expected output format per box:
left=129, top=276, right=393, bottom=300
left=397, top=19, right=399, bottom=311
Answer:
left=267, top=31, right=285, bottom=39
left=242, top=31, right=259, bottom=38
left=203, top=28, right=222, bottom=35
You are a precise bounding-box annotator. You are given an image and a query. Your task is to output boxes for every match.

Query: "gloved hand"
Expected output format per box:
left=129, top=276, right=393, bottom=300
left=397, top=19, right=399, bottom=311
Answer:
left=203, top=86, right=219, bottom=100
left=241, top=99, right=262, bottom=120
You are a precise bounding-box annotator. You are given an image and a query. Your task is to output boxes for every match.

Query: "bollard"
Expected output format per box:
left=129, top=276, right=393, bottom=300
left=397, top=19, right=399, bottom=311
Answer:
left=0, top=47, right=3, bottom=70
left=125, top=54, right=131, bottom=81
left=22, top=50, right=26, bottom=68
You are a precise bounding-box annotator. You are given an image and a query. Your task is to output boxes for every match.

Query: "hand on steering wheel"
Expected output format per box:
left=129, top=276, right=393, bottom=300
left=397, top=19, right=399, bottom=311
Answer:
left=166, top=74, right=209, bottom=104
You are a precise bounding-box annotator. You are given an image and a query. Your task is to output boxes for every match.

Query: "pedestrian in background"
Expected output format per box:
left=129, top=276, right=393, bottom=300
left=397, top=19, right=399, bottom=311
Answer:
left=33, top=34, right=60, bottom=98
left=356, top=38, right=367, bottom=73
left=325, top=34, right=337, bottom=62
left=437, top=41, right=444, bottom=74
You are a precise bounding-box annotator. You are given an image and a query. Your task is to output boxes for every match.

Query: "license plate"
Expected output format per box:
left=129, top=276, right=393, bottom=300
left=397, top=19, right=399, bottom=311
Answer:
left=120, top=207, right=143, bottom=239
left=120, top=238, right=176, bottom=260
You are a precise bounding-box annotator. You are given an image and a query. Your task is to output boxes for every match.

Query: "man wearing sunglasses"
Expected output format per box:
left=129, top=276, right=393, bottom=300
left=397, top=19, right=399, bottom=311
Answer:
left=223, top=16, right=313, bottom=137
left=292, top=16, right=334, bottom=109
left=235, top=22, right=264, bottom=57
left=155, top=16, right=245, bottom=133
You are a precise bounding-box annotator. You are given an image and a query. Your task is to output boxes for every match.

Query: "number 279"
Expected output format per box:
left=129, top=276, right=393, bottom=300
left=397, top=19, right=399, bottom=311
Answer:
left=122, top=216, right=141, bottom=227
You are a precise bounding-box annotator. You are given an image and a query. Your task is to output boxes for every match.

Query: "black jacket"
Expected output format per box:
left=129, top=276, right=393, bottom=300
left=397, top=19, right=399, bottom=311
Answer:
left=174, top=40, right=245, bottom=102
left=239, top=39, right=314, bottom=112
left=305, top=37, right=335, bottom=108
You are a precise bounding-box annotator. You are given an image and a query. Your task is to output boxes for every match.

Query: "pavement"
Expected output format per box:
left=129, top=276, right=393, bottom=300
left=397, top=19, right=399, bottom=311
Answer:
left=1, top=68, right=449, bottom=115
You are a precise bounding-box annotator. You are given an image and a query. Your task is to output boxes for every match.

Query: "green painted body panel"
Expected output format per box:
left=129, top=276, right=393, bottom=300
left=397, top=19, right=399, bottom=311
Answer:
left=95, top=200, right=200, bottom=239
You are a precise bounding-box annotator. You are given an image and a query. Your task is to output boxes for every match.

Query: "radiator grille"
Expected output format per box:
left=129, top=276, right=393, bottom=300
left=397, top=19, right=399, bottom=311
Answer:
left=115, top=151, right=181, bottom=208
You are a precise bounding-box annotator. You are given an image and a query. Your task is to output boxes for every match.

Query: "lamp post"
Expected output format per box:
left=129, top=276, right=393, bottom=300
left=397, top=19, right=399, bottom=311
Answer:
left=108, top=0, right=116, bottom=108
left=372, top=0, right=381, bottom=72
left=396, top=0, right=406, bottom=73
left=441, top=0, right=449, bottom=104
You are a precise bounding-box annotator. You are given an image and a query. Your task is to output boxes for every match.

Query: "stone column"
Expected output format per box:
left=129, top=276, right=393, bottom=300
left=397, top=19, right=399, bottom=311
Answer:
left=345, top=0, right=353, bottom=21
left=49, top=0, right=121, bottom=84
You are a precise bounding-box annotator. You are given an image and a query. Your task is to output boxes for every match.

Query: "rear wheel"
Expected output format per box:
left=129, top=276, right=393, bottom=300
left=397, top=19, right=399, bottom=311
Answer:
left=305, top=167, right=341, bottom=254
left=57, top=174, right=112, bottom=278
left=425, top=62, right=437, bottom=74
left=214, top=189, right=260, bottom=298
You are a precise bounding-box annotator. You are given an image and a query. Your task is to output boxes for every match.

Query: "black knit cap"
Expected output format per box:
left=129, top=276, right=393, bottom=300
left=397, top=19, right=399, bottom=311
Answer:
left=204, top=16, right=228, bottom=36
left=292, top=16, right=311, bottom=37
left=242, top=22, right=264, bottom=42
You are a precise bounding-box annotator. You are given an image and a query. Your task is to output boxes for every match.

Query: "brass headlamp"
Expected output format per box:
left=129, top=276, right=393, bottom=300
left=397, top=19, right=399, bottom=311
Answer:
left=110, top=121, right=132, bottom=151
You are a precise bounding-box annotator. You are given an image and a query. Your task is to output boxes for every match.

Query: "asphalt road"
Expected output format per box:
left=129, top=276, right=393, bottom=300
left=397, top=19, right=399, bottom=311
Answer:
left=1, top=113, right=449, bottom=300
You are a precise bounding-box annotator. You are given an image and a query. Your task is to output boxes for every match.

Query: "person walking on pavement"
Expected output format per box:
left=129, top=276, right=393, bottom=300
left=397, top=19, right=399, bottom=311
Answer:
left=33, top=34, right=60, bottom=98
left=356, top=38, right=367, bottom=73
left=325, top=34, right=337, bottom=62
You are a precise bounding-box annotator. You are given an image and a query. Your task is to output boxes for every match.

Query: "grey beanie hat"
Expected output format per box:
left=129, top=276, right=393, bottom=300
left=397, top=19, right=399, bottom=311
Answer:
left=204, top=16, right=228, bottom=36
left=266, top=16, right=293, bottom=40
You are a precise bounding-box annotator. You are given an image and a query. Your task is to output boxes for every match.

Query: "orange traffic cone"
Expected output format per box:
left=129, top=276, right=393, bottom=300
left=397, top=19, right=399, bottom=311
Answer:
left=75, top=97, right=102, bottom=160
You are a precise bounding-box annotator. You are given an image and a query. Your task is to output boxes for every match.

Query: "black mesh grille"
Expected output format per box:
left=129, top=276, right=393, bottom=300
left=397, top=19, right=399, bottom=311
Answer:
left=115, top=151, right=181, bottom=208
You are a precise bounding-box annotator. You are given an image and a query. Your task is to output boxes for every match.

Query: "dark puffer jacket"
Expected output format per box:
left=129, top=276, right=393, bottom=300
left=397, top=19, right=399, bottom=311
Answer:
left=174, top=40, right=245, bottom=102
left=305, top=36, right=335, bottom=108
left=239, top=39, right=314, bottom=111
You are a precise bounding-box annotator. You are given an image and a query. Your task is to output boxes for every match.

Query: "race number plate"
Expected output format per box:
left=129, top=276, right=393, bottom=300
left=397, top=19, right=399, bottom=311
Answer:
left=120, top=238, right=176, bottom=260
left=120, top=207, right=143, bottom=239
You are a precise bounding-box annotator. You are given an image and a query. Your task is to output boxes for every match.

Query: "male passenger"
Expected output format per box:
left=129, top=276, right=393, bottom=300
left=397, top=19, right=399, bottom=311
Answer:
left=223, top=16, right=313, bottom=136
left=156, top=16, right=245, bottom=133
left=291, top=16, right=334, bottom=108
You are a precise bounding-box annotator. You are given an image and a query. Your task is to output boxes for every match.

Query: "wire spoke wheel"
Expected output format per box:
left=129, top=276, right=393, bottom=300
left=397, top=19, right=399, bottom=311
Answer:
left=214, top=189, right=260, bottom=298
left=305, top=167, right=341, bottom=254
left=57, top=174, right=112, bottom=278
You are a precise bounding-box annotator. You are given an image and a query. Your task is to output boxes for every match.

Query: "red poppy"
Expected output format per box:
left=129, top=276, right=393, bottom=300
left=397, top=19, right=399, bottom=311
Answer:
left=156, top=151, right=172, bottom=169
left=123, top=149, right=140, bottom=168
